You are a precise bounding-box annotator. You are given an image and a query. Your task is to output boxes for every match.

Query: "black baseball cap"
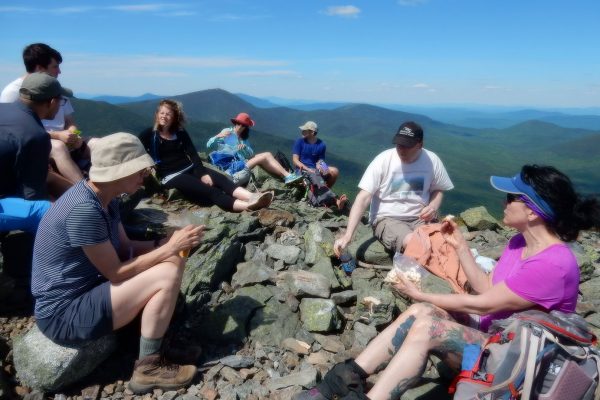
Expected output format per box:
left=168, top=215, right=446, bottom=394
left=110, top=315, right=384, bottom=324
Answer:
left=392, top=121, right=423, bottom=147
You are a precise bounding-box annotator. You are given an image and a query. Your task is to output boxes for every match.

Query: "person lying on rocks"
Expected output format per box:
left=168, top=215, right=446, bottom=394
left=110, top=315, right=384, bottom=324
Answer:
left=295, top=164, right=600, bottom=400
left=31, top=133, right=204, bottom=394
left=207, top=111, right=303, bottom=185
left=139, top=100, right=273, bottom=212
left=334, top=121, right=454, bottom=257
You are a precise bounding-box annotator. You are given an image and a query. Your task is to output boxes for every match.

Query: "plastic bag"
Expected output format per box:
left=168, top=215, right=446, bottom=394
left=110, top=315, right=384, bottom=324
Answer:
left=385, top=252, right=429, bottom=290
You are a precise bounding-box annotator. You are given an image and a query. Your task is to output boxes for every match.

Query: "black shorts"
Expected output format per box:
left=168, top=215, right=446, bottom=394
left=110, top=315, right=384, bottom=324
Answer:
left=37, top=282, right=113, bottom=344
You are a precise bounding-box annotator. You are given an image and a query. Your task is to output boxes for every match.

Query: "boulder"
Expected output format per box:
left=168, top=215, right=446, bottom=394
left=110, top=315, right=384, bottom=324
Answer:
left=266, top=243, right=301, bottom=264
left=249, top=296, right=302, bottom=347
left=303, top=222, right=335, bottom=265
left=279, top=270, right=331, bottom=298
left=299, top=298, right=344, bottom=332
left=460, top=206, right=500, bottom=231
left=13, top=326, right=116, bottom=392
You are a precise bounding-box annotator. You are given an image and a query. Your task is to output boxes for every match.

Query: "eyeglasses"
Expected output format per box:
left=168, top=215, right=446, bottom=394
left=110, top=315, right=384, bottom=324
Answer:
left=506, top=193, right=524, bottom=203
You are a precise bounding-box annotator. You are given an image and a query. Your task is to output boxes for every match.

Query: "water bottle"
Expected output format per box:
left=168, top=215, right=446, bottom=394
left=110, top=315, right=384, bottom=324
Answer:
left=339, top=250, right=356, bottom=275
left=317, top=159, right=329, bottom=175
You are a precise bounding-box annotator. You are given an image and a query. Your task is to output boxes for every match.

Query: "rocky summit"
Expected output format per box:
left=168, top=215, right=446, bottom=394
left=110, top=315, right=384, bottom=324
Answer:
left=1, top=169, right=599, bottom=400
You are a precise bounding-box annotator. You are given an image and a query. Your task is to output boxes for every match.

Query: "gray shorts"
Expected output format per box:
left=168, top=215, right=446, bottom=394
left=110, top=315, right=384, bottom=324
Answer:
left=36, top=281, right=113, bottom=344
left=373, top=217, right=425, bottom=253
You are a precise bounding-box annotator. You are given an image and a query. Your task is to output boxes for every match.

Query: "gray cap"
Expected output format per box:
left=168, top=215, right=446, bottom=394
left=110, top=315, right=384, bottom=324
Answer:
left=19, top=72, right=73, bottom=101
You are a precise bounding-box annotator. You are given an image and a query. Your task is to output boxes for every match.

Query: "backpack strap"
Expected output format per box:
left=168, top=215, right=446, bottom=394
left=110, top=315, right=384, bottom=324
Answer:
left=522, top=325, right=546, bottom=400
left=590, top=353, right=600, bottom=400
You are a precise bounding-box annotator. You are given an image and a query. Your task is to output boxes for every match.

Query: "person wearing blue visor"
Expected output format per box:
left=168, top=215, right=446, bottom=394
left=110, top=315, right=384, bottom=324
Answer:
left=295, top=164, right=600, bottom=400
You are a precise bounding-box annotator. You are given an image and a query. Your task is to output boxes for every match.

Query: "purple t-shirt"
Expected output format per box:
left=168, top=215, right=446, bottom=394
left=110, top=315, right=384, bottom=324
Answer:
left=292, top=138, right=326, bottom=169
left=479, top=233, right=579, bottom=332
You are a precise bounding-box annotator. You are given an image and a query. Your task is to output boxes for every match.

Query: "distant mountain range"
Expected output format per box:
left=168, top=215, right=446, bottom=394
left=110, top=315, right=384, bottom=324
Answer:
left=74, top=90, right=600, bottom=217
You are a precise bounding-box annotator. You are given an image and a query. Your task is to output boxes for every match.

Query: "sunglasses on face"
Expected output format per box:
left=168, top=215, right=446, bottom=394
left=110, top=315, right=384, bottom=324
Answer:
left=506, top=193, right=524, bottom=203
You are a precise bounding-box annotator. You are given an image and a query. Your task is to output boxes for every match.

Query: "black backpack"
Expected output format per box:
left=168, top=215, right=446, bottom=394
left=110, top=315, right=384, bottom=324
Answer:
left=303, top=171, right=338, bottom=208
left=275, top=150, right=294, bottom=173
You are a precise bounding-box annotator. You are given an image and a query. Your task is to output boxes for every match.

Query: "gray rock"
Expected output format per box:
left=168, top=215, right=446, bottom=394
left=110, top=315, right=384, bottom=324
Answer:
left=331, top=290, right=358, bottom=305
left=280, top=270, right=331, bottom=298
left=220, top=355, right=255, bottom=369
left=353, top=321, right=378, bottom=348
left=231, top=261, right=276, bottom=288
left=355, top=290, right=396, bottom=327
left=303, top=222, right=335, bottom=265
left=266, top=243, right=301, bottom=264
left=249, top=297, right=302, bottom=346
left=310, top=257, right=340, bottom=290
left=299, top=299, right=344, bottom=332
left=312, top=333, right=346, bottom=353
left=13, top=325, right=116, bottom=392
left=580, top=277, right=600, bottom=302
left=267, top=366, right=318, bottom=390
left=460, top=206, right=500, bottom=231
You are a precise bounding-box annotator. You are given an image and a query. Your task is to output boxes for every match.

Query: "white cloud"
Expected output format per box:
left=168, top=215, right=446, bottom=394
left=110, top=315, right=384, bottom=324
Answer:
left=323, top=5, right=361, bottom=18
left=483, top=85, right=502, bottom=90
left=66, top=53, right=288, bottom=70
left=231, top=70, right=301, bottom=78
left=398, top=0, right=428, bottom=6
left=108, top=4, right=173, bottom=12
left=412, top=83, right=430, bottom=88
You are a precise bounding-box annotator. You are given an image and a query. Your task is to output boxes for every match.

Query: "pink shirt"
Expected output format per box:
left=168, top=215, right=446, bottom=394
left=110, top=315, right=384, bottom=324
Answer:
left=479, top=233, right=579, bottom=332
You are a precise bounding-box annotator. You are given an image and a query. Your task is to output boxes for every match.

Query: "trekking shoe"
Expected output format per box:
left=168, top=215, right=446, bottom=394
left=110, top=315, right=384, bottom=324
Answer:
left=128, top=354, right=197, bottom=394
left=247, top=191, right=274, bottom=211
left=284, top=171, right=303, bottom=185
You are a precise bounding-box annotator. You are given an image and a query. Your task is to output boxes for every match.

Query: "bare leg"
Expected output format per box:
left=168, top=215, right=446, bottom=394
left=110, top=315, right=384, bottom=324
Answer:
left=355, top=303, right=488, bottom=400
left=199, top=173, right=252, bottom=212
left=110, top=257, right=184, bottom=339
left=325, top=166, right=339, bottom=188
left=50, top=139, right=84, bottom=183
left=246, top=152, right=288, bottom=178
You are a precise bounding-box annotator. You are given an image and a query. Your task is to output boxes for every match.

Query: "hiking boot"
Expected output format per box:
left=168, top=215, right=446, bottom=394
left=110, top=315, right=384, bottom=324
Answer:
left=128, top=354, right=196, bottom=394
left=293, top=360, right=369, bottom=400
left=284, top=171, right=303, bottom=185
left=247, top=191, right=274, bottom=211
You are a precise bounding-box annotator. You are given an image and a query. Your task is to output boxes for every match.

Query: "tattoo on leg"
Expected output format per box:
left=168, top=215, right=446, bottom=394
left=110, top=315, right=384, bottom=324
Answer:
left=390, top=315, right=415, bottom=354
left=428, top=317, right=487, bottom=368
left=388, top=376, right=420, bottom=400
left=421, top=303, right=449, bottom=319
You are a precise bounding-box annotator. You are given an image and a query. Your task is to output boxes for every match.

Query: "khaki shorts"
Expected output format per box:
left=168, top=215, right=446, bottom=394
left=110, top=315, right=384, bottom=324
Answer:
left=373, top=217, right=425, bottom=253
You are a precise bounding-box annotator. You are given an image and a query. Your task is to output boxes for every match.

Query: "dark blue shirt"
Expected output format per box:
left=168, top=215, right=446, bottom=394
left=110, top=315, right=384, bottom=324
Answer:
left=0, top=102, right=50, bottom=199
left=292, top=137, right=326, bottom=169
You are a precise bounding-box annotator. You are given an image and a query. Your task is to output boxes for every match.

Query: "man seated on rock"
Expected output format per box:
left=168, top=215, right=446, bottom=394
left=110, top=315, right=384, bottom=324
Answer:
left=292, top=121, right=340, bottom=188
left=1, top=43, right=93, bottom=192
left=333, top=121, right=454, bottom=257
left=31, top=132, right=204, bottom=394
left=0, top=72, right=71, bottom=203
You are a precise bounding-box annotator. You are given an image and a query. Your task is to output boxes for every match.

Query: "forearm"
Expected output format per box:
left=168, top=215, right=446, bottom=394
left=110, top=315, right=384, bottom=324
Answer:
left=428, top=190, right=444, bottom=211
left=455, top=244, right=492, bottom=293
left=110, top=244, right=176, bottom=283
left=343, top=191, right=371, bottom=241
left=415, top=292, right=494, bottom=315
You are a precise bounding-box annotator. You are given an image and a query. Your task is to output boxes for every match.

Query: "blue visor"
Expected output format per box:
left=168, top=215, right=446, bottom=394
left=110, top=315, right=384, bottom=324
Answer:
left=490, top=173, right=555, bottom=220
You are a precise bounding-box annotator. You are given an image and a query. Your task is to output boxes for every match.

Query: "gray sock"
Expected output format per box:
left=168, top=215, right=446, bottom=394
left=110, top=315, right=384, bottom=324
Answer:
left=139, top=336, right=163, bottom=359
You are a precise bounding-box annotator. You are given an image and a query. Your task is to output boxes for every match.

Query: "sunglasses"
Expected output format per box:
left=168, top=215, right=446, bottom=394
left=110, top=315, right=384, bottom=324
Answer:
left=506, top=193, right=524, bottom=203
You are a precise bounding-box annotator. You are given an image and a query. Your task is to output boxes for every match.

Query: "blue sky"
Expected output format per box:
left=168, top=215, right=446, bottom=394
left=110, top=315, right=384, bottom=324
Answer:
left=1, top=0, right=599, bottom=107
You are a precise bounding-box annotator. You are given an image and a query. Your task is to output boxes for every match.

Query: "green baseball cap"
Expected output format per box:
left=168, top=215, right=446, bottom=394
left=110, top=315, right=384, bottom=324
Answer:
left=19, top=72, right=73, bottom=101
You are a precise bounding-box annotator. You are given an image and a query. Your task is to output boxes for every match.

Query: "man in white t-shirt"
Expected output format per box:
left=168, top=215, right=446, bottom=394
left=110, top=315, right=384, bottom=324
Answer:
left=334, top=121, right=454, bottom=256
left=1, top=43, right=86, bottom=186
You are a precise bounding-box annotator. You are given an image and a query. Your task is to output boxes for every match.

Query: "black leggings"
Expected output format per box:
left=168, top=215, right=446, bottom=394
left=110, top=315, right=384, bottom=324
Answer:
left=164, top=166, right=239, bottom=211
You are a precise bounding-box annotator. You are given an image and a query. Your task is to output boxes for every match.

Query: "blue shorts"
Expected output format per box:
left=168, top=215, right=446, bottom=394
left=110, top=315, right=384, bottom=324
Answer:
left=37, top=282, right=113, bottom=344
left=0, top=198, right=51, bottom=234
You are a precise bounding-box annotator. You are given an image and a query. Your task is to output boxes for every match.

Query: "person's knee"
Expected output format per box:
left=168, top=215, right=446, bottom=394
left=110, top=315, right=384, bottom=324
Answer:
left=329, top=166, right=339, bottom=177
left=154, top=261, right=184, bottom=290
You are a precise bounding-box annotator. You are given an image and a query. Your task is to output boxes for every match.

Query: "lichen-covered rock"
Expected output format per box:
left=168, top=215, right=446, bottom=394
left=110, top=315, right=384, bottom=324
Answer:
left=13, top=326, right=116, bottom=392
left=303, top=222, right=335, bottom=265
left=279, top=270, right=331, bottom=298
left=460, top=206, right=500, bottom=231
left=299, top=298, right=343, bottom=332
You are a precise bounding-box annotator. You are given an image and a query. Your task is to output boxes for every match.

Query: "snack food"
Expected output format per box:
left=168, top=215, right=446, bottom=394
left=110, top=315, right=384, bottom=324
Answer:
left=384, top=268, right=423, bottom=290
left=443, top=214, right=456, bottom=222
